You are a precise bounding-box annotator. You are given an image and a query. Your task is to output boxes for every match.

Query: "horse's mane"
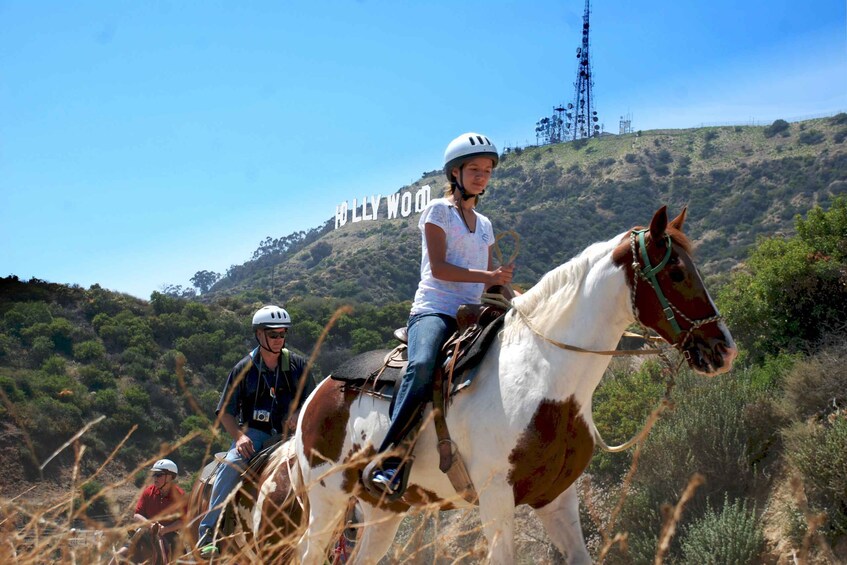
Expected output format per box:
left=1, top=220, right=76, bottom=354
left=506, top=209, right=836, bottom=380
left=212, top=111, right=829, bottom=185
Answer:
left=505, top=222, right=692, bottom=339
left=508, top=235, right=623, bottom=337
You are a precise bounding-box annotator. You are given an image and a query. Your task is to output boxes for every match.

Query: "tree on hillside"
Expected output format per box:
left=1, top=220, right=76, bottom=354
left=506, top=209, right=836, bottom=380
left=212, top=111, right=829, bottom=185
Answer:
left=191, top=270, right=221, bottom=294
left=718, top=197, right=847, bottom=362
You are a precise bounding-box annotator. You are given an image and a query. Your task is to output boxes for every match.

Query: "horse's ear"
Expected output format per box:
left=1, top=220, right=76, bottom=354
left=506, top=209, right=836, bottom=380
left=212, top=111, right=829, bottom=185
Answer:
left=649, top=206, right=669, bottom=243
left=669, top=207, right=688, bottom=232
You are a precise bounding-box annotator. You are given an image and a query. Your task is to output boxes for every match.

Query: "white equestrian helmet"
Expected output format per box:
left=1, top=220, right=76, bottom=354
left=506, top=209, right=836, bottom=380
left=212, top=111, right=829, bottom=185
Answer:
left=443, top=132, right=499, bottom=181
left=252, top=305, right=292, bottom=330
left=151, top=459, right=178, bottom=475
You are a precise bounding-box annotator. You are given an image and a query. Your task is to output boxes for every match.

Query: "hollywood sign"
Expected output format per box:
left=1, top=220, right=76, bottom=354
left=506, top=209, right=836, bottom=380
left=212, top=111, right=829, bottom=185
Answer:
left=334, top=185, right=432, bottom=229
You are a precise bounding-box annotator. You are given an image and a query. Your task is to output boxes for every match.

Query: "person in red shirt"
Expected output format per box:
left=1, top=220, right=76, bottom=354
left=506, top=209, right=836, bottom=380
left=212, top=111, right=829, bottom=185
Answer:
left=109, top=459, right=186, bottom=564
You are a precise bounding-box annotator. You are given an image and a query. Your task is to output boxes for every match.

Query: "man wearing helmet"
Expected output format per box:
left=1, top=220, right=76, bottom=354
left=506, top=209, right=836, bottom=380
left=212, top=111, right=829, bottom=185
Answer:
left=367, top=133, right=514, bottom=497
left=197, top=305, right=314, bottom=558
left=108, top=459, right=186, bottom=564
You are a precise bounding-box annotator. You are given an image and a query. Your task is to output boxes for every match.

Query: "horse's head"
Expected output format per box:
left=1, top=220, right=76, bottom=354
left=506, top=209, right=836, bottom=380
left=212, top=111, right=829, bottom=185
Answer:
left=614, top=206, right=737, bottom=375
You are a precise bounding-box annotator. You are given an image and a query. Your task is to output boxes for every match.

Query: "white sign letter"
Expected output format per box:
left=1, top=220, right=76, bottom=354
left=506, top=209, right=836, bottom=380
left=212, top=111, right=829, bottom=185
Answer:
left=415, top=185, right=432, bottom=212
left=369, top=195, right=382, bottom=220
left=361, top=196, right=372, bottom=221
left=401, top=192, right=412, bottom=217
left=351, top=198, right=361, bottom=223
left=386, top=194, right=401, bottom=219
left=335, top=202, right=348, bottom=229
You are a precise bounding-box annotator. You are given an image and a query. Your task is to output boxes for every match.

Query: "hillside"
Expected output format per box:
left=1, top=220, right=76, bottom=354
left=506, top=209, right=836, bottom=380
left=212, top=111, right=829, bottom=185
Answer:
left=207, top=114, right=847, bottom=304
left=1, top=117, right=845, bottom=563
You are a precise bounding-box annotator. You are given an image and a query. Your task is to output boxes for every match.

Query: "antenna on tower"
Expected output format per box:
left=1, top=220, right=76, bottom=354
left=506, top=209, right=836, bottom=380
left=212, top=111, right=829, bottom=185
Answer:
left=567, top=0, right=600, bottom=140
left=534, top=0, right=601, bottom=145
left=619, top=112, right=633, bottom=135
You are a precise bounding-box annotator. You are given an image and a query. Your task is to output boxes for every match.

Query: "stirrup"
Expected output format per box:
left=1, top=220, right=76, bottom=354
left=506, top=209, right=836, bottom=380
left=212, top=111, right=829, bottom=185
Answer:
left=362, top=455, right=413, bottom=502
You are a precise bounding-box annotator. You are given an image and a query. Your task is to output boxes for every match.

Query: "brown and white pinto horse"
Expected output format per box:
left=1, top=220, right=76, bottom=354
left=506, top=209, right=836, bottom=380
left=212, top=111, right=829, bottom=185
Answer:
left=294, top=207, right=737, bottom=564
left=184, top=441, right=304, bottom=562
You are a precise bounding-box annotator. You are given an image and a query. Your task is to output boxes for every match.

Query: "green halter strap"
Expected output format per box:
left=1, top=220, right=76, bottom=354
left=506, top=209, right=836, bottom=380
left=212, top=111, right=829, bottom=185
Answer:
left=635, top=229, right=683, bottom=336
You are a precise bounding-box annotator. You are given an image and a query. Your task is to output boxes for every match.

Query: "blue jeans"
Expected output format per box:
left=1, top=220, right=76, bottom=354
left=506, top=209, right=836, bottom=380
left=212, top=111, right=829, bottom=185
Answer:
left=198, top=427, right=271, bottom=536
left=378, top=312, right=456, bottom=453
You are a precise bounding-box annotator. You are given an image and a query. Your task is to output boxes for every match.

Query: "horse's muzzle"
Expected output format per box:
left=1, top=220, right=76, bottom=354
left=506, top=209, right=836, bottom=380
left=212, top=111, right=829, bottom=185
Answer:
left=684, top=336, right=738, bottom=376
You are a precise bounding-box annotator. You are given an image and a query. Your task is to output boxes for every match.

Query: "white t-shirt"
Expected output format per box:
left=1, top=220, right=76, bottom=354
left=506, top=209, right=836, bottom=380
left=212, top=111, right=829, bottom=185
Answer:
left=411, top=197, right=494, bottom=317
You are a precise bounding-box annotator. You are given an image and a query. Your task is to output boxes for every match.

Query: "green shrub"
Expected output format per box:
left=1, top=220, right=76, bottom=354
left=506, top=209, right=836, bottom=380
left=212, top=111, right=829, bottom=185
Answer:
left=680, top=495, right=764, bottom=565
left=632, top=371, right=772, bottom=517
left=744, top=351, right=799, bottom=391
left=79, top=479, right=112, bottom=522
left=830, top=112, right=847, bottom=125
left=79, top=366, right=115, bottom=391
left=717, top=198, right=847, bottom=362
left=764, top=119, right=790, bottom=138
left=2, top=302, right=52, bottom=335
left=122, top=384, right=151, bottom=411
left=783, top=414, right=847, bottom=540
left=798, top=130, right=825, bottom=145
left=41, top=355, right=67, bottom=376
left=590, top=360, right=665, bottom=483
left=779, top=343, right=847, bottom=422
left=30, top=335, right=54, bottom=365
left=603, top=488, right=660, bottom=565
left=0, top=374, right=24, bottom=403
left=0, top=334, right=21, bottom=362
left=350, top=328, right=382, bottom=354
left=73, top=339, right=106, bottom=363
left=23, top=396, right=84, bottom=451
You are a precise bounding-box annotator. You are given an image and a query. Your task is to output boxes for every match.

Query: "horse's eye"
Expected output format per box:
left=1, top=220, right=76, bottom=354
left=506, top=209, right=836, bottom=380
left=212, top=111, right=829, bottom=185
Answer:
left=670, top=269, right=685, bottom=283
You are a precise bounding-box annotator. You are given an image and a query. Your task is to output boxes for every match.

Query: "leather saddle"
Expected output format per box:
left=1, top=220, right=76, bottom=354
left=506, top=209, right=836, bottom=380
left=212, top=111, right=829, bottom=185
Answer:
left=329, top=299, right=508, bottom=402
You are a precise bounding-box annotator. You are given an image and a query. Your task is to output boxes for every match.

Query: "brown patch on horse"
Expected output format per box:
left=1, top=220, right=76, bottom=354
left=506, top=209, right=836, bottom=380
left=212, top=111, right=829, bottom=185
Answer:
left=253, top=454, right=301, bottom=562
left=301, top=379, right=358, bottom=467
left=403, top=486, right=458, bottom=510
left=508, top=397, right=593, bottom=509
left=334, top=444, right=456, bottom=512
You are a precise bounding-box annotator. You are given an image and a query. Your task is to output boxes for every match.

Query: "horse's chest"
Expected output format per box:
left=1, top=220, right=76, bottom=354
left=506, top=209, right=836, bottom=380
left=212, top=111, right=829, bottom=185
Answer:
left=507, top=397, right=594, bottom=508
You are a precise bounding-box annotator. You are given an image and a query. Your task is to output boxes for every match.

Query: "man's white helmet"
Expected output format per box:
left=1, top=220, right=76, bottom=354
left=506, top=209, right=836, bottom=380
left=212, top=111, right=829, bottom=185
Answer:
left=252, top=305, right=292, bottom=330
left=151, top=459, right=178, bottom=475
left=443, top=132, right=499, bottom=181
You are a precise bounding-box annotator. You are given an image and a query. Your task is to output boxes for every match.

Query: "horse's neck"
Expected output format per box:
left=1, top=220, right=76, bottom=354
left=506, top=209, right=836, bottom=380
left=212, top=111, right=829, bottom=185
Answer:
left=516, top=245, right=632, bottom=346
left=508, top=248, right=633, bottom=403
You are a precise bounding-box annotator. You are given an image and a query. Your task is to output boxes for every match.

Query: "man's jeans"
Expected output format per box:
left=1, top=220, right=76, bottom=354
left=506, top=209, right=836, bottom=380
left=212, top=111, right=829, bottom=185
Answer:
left=198, top=427, right=271, bottom=536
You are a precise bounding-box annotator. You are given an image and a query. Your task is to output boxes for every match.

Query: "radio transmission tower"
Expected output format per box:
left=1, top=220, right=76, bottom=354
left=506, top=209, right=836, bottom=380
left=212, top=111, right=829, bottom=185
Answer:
left=565, top=0, right=600, bottom=139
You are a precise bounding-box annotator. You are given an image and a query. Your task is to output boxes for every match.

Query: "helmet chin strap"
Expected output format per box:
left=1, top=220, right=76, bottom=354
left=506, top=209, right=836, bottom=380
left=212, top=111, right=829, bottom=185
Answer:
left=453, top=167, right=484, bottom=201
left=256, top=333, right=283, bottom=355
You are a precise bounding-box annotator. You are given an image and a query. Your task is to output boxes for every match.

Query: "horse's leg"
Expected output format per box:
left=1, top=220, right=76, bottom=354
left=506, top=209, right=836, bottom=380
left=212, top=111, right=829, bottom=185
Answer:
left=478, top=482, right=516, bottom=564
left=346, top=502, right=403, bottom=565
left=298, top=483, right=349, bottom=565
left=533, top=483, right=591, bottom=565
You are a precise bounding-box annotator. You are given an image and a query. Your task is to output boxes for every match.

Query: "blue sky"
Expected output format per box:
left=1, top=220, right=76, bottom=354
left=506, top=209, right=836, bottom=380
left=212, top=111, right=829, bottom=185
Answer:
left=2, top=0, right=845, bottom=300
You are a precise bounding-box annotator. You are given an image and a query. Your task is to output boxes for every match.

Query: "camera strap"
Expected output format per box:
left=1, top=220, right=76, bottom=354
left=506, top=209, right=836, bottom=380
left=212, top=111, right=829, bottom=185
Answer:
left=252, top=348, right=291, bottom=420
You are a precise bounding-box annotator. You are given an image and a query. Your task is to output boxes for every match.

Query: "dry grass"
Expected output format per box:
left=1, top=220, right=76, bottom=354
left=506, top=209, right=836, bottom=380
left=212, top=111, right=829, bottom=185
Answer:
left=2, top=309, right=843, bottom=563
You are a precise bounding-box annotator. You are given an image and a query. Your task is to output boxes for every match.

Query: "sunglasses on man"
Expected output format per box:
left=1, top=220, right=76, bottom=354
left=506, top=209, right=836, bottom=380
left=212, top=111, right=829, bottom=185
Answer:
left=265, top=330, right=287, bottom=339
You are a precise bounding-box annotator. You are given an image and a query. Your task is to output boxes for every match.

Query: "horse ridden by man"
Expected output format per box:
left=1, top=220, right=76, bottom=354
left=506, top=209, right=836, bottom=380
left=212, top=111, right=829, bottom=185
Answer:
left=293, top=206, right=737, bottom=564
